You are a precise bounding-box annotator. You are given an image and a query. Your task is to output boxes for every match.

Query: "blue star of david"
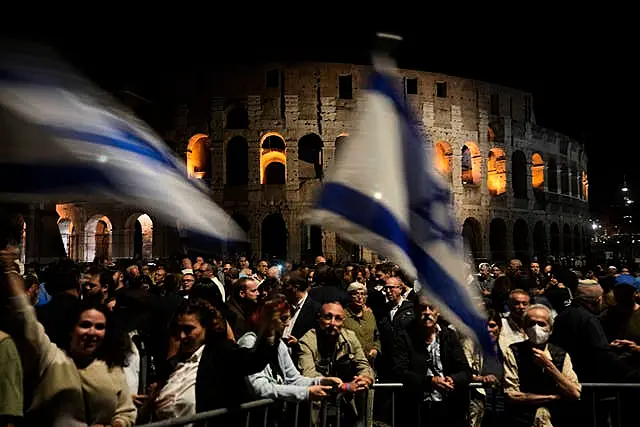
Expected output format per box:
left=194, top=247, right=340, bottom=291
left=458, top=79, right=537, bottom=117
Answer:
left=410, top=184, right=458, bottom=248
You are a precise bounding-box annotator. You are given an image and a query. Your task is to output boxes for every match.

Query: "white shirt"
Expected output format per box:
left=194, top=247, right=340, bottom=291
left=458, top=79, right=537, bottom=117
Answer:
left=155, top=345, right=205, bottom=424
left=283, top=293, right=308, bottom=338
left=212, top=276, right=226, bottom=302
left=123, top=332, right=140, bottom=395
left=389, top=297, right=404, bottom=321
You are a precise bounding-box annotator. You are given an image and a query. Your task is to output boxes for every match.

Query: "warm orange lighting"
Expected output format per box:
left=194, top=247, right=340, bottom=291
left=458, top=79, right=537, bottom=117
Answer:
left=461, top=142, right=481, bottom=185
left=434, top=141, right=452, bottom=179
left=487, top=148, right=506, bottom=195
left=260, top=132, right=287, bottom=184
left=186, top=134, right=210, bottom=179
left=582, top=170, right=589, bottom=201
left=531, top=153, right=545, bottom=190
left=488, top=126, right=495, bottom=142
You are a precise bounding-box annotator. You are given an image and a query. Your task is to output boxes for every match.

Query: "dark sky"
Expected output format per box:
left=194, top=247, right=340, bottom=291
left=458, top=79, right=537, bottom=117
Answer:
left=3, top=22, right=634, bottom=217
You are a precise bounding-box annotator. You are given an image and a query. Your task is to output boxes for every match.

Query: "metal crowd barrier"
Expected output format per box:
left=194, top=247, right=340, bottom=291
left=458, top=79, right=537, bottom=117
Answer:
left=137, top=382, right=640, bottom=427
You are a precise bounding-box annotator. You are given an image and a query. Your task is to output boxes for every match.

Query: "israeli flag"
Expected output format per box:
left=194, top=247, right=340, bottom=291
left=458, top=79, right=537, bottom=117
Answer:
left=306, top=68, right=492, bottom=352
left=0, top=46, right=245, bottom=243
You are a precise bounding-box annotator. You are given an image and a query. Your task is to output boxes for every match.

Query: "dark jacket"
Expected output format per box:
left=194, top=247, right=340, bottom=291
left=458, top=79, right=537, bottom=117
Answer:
left=195, top=335, right=279, bottom=426
left=290, top=297, right=321, bottom=339
left=391, top=322, right=471, bottom=425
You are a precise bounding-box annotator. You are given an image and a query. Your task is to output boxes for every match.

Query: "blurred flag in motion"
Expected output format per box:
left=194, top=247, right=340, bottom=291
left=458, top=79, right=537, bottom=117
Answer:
left=306, top=66, right=492, bottom=353
left=0, top=44, right=246, bottom=243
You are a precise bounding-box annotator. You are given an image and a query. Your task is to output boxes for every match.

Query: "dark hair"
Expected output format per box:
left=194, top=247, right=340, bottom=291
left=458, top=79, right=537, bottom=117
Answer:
left=189, top=278, right=224, bottom=310
left=173, top=299, right=227, bottom=342
left=63, top=298, right=130, bottom=368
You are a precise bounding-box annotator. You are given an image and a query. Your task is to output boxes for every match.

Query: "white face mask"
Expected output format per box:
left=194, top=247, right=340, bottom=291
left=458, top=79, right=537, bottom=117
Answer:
left=525, top=324, right=550, bottom=345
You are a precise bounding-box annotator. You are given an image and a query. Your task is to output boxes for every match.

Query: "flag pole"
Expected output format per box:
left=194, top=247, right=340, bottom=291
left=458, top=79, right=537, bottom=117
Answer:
left=372, top=32, right=403, bottom=76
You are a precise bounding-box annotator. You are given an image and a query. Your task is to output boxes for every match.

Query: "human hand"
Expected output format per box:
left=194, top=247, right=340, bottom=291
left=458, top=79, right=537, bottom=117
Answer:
left=320, top=377, right=343, bottom=387
left=431, top=376, right=454, bottom=392
left=532, top=348, right=554, bottom=370
left=308, top=385, right=332, bottom=400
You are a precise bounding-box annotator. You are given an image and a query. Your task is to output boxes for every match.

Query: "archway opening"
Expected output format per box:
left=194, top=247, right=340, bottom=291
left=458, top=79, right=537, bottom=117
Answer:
left=512, top=150, right=528, bottom=199
left=85, top=215, right=112, bottom=262
left=226, top=136, right=249, bottom=186
left=298, top=133, right=324, bottom=179
left=186, top=134, right=210, bottom=180
left=335, top=134, right=348, bottom=160
left=434, top=141, right=452, bottom=181
left=487, top=148, right=506, bottom=195
left=531, top=153, right=544, bottom=190
left=462, top=217, right=482, bottom=261
left=573, top=224, right=581, bottom=255
left=533, top=221, right=546, bottom=261
left=261, top=213, right=287, bottom=261
left=489, top=218, right=507, bottom=262
left=461, top=142, right=481, bottom=185
left=260, top=133, right=286, bottom=184
left=582, top=170, right=589, bottom=200
left=513, top=219, right=530, bottom=262
left=58, top=218, right=73, bottom=257
left=563, top=224, right=572, bottom=255
left=547, top=158, right=558, bottom=193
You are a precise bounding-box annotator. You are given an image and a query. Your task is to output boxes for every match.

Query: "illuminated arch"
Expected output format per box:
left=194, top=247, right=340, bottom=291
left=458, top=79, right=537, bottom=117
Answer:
left=461, top=141, right=481, bottom=185
left=434, top=141, right=453, bottom=179
left=487, top=147, right=506, bottom=195
left=260, top=132, right=287, bottom=184
left=85, top=215, right=112, bottom=262
left=186, top=134, right=210, bottom=179
left=531, top=153, right=544, bottom=190
left=582, top=170, right=589, bottom=201
left=57, top=218, right=73, bottom=257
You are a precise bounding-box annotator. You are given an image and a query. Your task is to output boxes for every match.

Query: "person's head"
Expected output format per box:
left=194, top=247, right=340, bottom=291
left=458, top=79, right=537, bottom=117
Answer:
left=575, top=281, right=604, bottom=313
left=384, top=277, right=404, bottom=304
left=283, top=272, right=309, bottom=304
left=23, top=274, right=40, bottom=305
left=235, top=277, right=259, bottom=303
left=318, top=301, right=345, bottom=337
left=414, top=295, right=439, bottom=330
left=613, top=274, right=639, bottom=308
left=530, top=262, right=540, bottom=275
left=172, top=299, right=226, bottom=355
left=508, top=289, right=530, bottom=322
left=347, top=282, right=367, bottom=309
left=522, top=304, right=553, bottom=345
left=64, top=299, right=128, bottom=367
left=249, top=295, right=291, bottom=336
left=508, top=259, right=522, bottom=276
left=182, top=269, right=196, bottom=292
left=486, top=309, right=502, bottom=342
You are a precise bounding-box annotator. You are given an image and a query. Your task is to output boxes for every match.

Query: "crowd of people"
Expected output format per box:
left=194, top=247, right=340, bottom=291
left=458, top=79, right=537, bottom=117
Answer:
left=1, top=249, right=639, bottom=427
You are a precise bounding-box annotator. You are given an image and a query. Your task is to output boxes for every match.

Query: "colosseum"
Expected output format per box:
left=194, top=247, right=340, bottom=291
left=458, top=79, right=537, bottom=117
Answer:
left=6, top=62, right=591, bottom=266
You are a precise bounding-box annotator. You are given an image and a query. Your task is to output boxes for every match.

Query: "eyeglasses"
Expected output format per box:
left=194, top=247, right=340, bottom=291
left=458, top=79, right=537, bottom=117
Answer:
left=320, top=314, right=345, bottom=322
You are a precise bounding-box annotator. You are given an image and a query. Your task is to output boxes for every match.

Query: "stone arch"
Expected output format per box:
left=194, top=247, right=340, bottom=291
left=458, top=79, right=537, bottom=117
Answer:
left=335, top=133, right=349, bottom=159
left=547, top=157, right=558, bottom=193
left=298, top=133, right=324, bottom=179
left=531, top=153, right=544, bottom=191
left=563, top=223, right=572, bottom=255
left=513, top=218, right=530, bottom=262
left=461, top=217, right=482, bottom=260
left=573, top=224, right=581, bottom=255
left=260, top=132, right=286, bottom=185
left=434, top=141, right=453, bottom=181
left=512, top=150, right=528, bottom=199
left=488, top=126, right=496, bottom=143
left=461, top=142, right=481, bottom=185
left=487, top=148, right=506, bottom=196
left=57, top=218, right=74, bottom=258
left=533, top=221, right=547, bottom=261
left=226, top=136, right=249, bottom=186
left=261, top=213, right=287, bottom=260
left=225, top=105, right=249, bottom=129
left=489, top=218, right=507, bottom=262
left=85, top=215, right=112, bottom=262
left=550, top=223, right=560, bottom=256
left=186, top=134, right=210, bottom=180
left=124, top=213, right=153, bottom=260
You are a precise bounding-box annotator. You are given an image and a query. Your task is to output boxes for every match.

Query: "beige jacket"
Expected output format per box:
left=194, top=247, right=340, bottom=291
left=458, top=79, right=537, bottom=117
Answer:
left=9, top=295, right=136, bottom=427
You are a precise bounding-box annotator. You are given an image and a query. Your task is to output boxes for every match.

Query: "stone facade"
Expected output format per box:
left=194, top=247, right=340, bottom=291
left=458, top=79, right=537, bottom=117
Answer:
left=13, top=62, right=591, bottom=265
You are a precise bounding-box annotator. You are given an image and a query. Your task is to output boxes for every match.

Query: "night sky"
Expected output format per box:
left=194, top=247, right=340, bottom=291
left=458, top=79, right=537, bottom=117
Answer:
left=3, top=22, right=633, bottom=219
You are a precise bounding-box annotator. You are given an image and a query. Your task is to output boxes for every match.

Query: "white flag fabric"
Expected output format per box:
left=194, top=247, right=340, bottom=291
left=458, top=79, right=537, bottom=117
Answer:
left=0, top=46, right=246, bottom=243
left=306, top=69, right=492, bottom=352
